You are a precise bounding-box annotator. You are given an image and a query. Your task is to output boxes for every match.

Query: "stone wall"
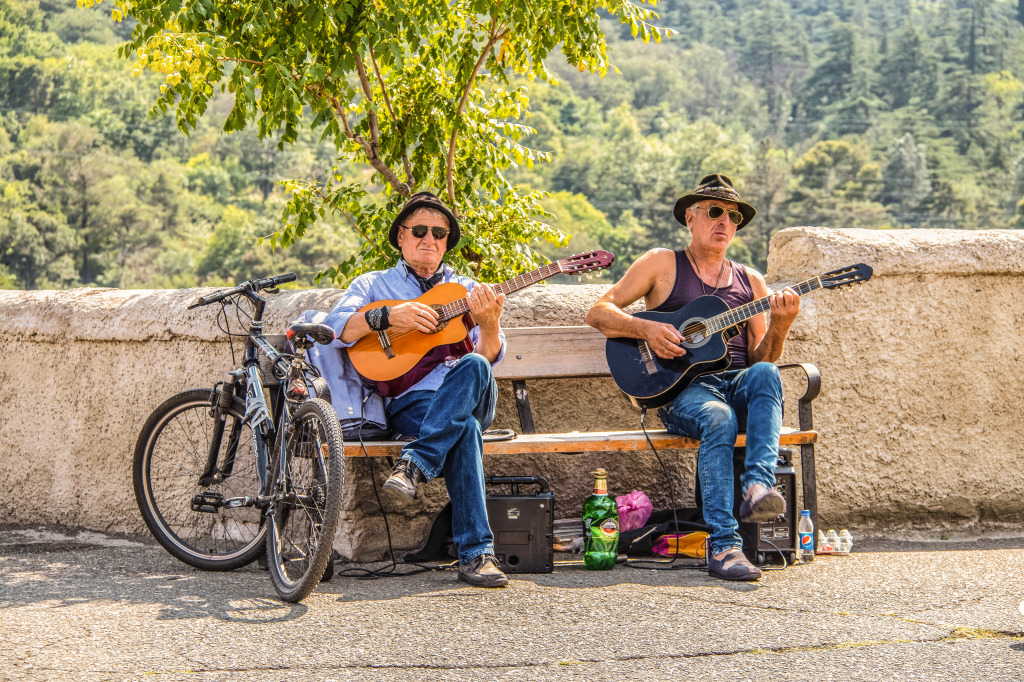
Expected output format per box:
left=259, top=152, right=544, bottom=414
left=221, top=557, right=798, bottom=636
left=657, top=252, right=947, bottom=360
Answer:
left=1, top=227, right=1022, bottom=561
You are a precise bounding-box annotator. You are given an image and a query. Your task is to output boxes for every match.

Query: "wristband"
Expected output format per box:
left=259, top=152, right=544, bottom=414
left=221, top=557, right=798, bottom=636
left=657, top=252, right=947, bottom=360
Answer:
left=366, top=306, right=390, bottom=331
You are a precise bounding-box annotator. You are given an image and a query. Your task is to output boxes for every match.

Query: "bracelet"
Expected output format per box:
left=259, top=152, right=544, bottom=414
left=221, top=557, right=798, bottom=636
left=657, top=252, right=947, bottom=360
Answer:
left=366, top=306, right=390, bottom=331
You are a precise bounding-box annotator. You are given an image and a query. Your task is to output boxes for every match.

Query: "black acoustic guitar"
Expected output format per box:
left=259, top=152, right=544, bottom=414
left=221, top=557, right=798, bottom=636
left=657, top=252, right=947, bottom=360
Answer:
left=606, top=263, right=872, bottom=409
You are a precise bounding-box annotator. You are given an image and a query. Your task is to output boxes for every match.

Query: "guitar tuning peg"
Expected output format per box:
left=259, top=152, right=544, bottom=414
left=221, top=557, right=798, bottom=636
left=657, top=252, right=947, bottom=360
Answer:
left=577, top=274, right=583, bottom=282
left=586, top=272, right=593, bottom=280
left=596, top=270, right=603, bottom=278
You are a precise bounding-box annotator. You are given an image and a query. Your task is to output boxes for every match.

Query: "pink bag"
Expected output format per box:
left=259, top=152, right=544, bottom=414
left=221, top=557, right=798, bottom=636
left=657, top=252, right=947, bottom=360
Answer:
left=615, top=489, right=653, bottom=532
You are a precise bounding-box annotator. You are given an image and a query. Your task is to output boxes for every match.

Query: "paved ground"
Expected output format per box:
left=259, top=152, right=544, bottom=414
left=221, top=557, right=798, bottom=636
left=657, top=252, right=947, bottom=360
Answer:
left=1, top=526, right=1023, bottom=681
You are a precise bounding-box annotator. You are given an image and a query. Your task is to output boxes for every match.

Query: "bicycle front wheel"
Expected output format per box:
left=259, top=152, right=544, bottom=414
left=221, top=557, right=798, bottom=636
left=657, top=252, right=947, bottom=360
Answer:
left=266, top=398, right=344, bottom=602
left=133, top=388, right=267, bottom=571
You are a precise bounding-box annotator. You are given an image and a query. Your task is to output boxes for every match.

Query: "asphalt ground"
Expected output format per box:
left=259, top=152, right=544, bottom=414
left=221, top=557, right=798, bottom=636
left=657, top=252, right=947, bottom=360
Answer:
left=1, top=526, right=1023, bottom=681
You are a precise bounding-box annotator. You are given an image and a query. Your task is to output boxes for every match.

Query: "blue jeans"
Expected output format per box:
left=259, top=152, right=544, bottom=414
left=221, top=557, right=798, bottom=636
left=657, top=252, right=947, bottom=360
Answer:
left=385, top=354, right=498, bottom=564
left=657, top=362, right=783, bottom=557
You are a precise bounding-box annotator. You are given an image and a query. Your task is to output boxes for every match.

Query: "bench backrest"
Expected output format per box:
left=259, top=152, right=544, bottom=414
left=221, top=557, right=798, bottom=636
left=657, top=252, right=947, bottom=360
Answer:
left=495, top=326, right=609, bottom=380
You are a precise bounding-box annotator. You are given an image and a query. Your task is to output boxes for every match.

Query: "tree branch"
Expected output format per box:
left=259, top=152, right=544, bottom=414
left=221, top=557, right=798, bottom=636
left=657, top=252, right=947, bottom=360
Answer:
left=318, top=86, right=408, bottom=196
left=445, top=20, right=507, bottom=207
left=369, top=45, right=415, bottom=190
left=310, top=185, right=392, bottom=263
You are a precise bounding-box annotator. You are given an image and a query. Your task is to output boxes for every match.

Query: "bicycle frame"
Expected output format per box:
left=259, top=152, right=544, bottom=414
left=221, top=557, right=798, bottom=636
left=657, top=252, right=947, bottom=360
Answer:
left=195, top=284, right=307, bottom=511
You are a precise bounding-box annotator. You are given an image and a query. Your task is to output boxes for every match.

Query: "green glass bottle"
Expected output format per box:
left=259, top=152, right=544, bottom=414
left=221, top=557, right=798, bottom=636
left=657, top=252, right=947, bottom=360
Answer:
left=583, top=468, right=619, bottom=570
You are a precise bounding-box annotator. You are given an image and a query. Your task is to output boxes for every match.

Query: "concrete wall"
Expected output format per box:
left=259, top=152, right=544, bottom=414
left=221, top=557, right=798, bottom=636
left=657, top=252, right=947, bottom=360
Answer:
left=1, top=227, right=1022, bottom=561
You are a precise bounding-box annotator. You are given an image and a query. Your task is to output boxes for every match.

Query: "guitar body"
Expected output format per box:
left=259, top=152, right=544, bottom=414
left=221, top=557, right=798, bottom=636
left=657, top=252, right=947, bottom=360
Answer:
left=605, top=262, right=873, bottom=410
left=348, top=283, right=473, bottom=382
left=605, top=296, right=738, bottom=410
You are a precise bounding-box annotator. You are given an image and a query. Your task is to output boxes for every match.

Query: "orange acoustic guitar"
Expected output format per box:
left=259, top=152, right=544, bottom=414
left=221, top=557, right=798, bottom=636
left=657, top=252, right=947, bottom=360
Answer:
left=348, top=250, right=615, bottom=383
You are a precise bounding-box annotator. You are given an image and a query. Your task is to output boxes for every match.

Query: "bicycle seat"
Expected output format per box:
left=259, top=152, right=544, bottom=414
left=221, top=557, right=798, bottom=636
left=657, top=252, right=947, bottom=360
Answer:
left=286, top=322, right=336, bottom=347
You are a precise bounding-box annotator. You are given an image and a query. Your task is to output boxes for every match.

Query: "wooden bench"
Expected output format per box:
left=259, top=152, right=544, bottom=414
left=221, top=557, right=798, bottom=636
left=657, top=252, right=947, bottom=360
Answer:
left=342, top=325, right=822, bottom=530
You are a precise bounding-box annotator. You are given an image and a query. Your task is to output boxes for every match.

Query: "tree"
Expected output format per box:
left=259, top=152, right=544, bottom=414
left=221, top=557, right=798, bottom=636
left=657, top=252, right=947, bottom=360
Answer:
left=91, top=0, right=672, bottom=285
left=878, top=133, right=931, bottom=226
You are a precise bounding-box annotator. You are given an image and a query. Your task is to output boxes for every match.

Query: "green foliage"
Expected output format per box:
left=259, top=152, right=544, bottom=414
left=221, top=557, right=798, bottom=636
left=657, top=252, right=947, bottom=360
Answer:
left=3, top=0, right=1024, bottom=292
left=95, top=0, right=671, bottom=284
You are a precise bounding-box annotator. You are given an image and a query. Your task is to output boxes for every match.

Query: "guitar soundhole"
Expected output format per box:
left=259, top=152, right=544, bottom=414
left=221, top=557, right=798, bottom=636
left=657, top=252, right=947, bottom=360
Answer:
left=428, top=305, right=450, bottom=334
left=680, top=319, right=711, bottom=349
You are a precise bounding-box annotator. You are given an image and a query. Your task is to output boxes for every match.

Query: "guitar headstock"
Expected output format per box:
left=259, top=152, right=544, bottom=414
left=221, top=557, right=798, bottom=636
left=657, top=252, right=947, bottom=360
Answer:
left=820, top=263, right=873, bottom=290
left=557, top=250, right=615, bottom=278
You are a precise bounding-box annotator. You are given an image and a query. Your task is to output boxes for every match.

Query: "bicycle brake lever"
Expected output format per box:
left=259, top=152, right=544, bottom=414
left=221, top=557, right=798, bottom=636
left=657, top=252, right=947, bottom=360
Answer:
left=264, top=286, right=280, bottom=294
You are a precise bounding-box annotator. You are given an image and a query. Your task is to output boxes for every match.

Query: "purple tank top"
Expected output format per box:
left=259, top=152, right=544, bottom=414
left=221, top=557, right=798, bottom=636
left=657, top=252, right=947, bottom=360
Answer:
left=651, top=250, right=754, bottom=370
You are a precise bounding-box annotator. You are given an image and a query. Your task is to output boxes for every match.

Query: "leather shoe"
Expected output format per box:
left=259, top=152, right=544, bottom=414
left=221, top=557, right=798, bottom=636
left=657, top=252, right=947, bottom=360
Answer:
left=739, top=483, right=786, bottom=523
left=707, top=548, right=762, bottom=581
left=382, top=457, right=424, bottom=501
left=458, top=554, right=509, bottom=588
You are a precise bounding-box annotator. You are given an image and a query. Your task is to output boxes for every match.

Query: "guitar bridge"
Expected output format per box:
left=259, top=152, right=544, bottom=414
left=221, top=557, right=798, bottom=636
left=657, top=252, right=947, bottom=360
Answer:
left=637, top=340, right=658, bottom=375
left=377, top=330, right=395, bottom=359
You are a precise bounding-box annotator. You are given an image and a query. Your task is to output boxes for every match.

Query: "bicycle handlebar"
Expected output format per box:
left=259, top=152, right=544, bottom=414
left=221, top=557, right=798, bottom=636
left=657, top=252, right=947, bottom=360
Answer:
left=187, top=272, right=297, bottom=310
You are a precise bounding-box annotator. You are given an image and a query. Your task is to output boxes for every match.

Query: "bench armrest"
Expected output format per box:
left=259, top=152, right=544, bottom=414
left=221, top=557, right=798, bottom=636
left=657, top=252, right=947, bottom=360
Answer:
left=778, top=362, right=821, bottom=433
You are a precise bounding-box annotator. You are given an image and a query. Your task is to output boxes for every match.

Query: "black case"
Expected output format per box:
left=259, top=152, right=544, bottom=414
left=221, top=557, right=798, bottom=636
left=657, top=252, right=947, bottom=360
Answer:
left=486, top=476, right=554, bottom=574
left=739, top=449, right=798, bottom=565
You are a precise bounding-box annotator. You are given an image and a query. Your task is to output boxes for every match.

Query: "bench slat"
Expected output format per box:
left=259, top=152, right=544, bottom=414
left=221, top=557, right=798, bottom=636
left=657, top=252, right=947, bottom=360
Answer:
left=343, top=427, right=817, bottom=458
left=494, top=326, right=610, bottom=380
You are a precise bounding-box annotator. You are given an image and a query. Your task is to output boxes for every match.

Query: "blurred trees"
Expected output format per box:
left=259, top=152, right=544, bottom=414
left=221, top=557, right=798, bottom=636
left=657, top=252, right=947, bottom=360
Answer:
left=2, top=0, right=1024, bottom=289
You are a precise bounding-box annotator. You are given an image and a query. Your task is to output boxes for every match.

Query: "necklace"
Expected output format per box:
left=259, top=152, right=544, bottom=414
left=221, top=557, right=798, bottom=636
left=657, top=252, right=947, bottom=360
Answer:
left=685, top=247, right=728, bottom=296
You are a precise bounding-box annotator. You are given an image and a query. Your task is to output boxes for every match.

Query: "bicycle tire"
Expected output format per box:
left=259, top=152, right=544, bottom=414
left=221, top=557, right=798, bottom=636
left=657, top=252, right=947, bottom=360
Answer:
left=266, top=398, right=344, bottom=602
left=133, top=388, right=267, bottom=571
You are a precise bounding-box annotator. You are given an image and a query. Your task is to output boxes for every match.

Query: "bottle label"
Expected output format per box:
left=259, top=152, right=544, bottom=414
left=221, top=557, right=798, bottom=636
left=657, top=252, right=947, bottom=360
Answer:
left=798, top=532, right=813, bottom=551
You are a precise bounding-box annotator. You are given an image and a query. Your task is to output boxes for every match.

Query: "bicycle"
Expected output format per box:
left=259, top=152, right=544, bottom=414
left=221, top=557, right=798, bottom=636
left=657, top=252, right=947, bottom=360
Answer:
left=132, top=272, right=345, bottom=602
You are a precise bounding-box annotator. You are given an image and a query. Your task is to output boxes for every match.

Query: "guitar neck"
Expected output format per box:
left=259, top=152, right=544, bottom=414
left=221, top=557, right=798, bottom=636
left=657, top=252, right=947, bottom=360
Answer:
left=703, top=276, right=822, bottom=335
left=437, top=261, right=564, bottom=321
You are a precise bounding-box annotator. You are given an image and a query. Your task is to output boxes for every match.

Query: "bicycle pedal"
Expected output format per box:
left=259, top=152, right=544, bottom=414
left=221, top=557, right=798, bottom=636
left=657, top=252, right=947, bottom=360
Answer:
left=190, top=491, right=223, bottom=513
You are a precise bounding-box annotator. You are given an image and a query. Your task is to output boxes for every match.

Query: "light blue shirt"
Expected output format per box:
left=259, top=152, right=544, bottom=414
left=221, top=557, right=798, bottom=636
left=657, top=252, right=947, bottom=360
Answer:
left=318, top=260, right=506, bottom=417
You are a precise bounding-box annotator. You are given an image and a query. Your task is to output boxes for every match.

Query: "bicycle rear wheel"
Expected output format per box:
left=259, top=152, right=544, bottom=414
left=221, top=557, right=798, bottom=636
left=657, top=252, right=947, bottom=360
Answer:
left=266, top=398, right=344, bottom=602
left=134, top=388, right=267, bottom=571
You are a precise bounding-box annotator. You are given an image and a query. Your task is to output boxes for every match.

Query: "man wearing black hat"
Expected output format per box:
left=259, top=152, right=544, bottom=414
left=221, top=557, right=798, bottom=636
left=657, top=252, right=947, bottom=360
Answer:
left=585, top=174, right=801, bottom=581
left=323, top=191, right=509, bottom=588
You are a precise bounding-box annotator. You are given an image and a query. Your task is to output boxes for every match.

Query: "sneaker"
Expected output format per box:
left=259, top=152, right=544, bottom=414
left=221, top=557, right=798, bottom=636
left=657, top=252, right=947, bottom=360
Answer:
left=382, top=457, right=425, bottom=501
left=707, top=548, right=762, bottom=581
left=739, top=483, right=786, bottom=523
left=458, top=554, right=509, bottom=588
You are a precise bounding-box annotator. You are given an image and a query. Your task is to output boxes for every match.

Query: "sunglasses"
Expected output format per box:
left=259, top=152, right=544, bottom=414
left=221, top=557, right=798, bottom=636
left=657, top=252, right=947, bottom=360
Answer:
left=696, top=206, right=744, bottom=226
left=403, top=224, right=450, bottom=240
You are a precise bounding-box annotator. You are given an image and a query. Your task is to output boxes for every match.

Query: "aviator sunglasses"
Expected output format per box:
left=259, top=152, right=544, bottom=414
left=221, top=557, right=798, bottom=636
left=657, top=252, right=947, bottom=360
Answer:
left=403, top=224, right=450, bottom=240
left=695, top=205, right=744, bottom=225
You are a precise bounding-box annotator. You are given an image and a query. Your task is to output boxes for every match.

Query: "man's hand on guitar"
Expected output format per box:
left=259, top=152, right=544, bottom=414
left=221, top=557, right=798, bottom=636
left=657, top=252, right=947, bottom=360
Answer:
left=768, top=287, right=801, bottom=328
left=643, top=319, right=687, bottom=360
left=389, top=302, right=439, bottom=334
left=466, top=283, right=505, bottom=331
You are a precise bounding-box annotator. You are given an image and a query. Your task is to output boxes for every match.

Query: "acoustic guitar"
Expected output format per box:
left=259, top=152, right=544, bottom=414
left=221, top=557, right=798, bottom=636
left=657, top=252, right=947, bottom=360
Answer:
left=349, top=250, right=616, bottom=383
left=606, top=263, right=872, bottom=409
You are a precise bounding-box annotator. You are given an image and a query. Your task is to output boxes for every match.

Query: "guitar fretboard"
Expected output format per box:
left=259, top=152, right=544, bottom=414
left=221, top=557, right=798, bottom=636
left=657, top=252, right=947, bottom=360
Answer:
left=436, top=262, right=565, bottom=322
left=700, top=276, right=823, bottom=335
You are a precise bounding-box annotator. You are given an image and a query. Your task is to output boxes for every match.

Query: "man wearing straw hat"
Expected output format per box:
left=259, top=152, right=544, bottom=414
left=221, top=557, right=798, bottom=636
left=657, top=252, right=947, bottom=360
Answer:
left=324, top=191, right=509, bottom=588
left=586, top=174, right=801, bottom=581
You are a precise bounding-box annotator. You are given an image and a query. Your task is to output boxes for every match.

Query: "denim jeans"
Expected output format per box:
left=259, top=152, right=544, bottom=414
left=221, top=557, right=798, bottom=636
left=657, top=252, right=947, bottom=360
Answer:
left=657, top=362, right=783, bottom=557
left=385, top=353, right=498, bottom=564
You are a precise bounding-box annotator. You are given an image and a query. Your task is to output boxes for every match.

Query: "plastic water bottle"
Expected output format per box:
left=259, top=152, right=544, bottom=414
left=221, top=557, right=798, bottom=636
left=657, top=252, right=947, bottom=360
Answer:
left=796, top=510, right=814, bottom=563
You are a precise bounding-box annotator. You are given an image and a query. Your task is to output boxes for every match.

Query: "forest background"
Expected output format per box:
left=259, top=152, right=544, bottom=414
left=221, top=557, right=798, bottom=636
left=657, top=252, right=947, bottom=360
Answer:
left=3, top=0, right=1024, bottom=290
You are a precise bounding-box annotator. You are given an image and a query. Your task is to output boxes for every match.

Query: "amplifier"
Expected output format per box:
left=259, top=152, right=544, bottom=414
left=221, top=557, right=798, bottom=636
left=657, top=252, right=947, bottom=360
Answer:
left=486, top=476, right=554, bottom=574
left=739, top=449, right=798, bottom=565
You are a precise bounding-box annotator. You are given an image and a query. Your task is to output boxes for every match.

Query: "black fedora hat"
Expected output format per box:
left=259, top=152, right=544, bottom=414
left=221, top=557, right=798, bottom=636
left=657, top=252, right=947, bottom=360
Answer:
left=388, top=191, right=460, bottom=251
left=672, top=173, right=756, bottom=230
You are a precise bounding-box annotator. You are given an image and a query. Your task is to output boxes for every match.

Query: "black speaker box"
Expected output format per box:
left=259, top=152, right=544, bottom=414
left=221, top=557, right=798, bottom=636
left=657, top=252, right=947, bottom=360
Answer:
left=739, top=449, right=798, bottom=565
left=486, top=476, right=554, bottom=574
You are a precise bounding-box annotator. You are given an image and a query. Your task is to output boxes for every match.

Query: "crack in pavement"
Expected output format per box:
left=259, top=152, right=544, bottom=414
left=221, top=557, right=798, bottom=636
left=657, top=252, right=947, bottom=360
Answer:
left=17, top=630, right=1022, bottom=677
